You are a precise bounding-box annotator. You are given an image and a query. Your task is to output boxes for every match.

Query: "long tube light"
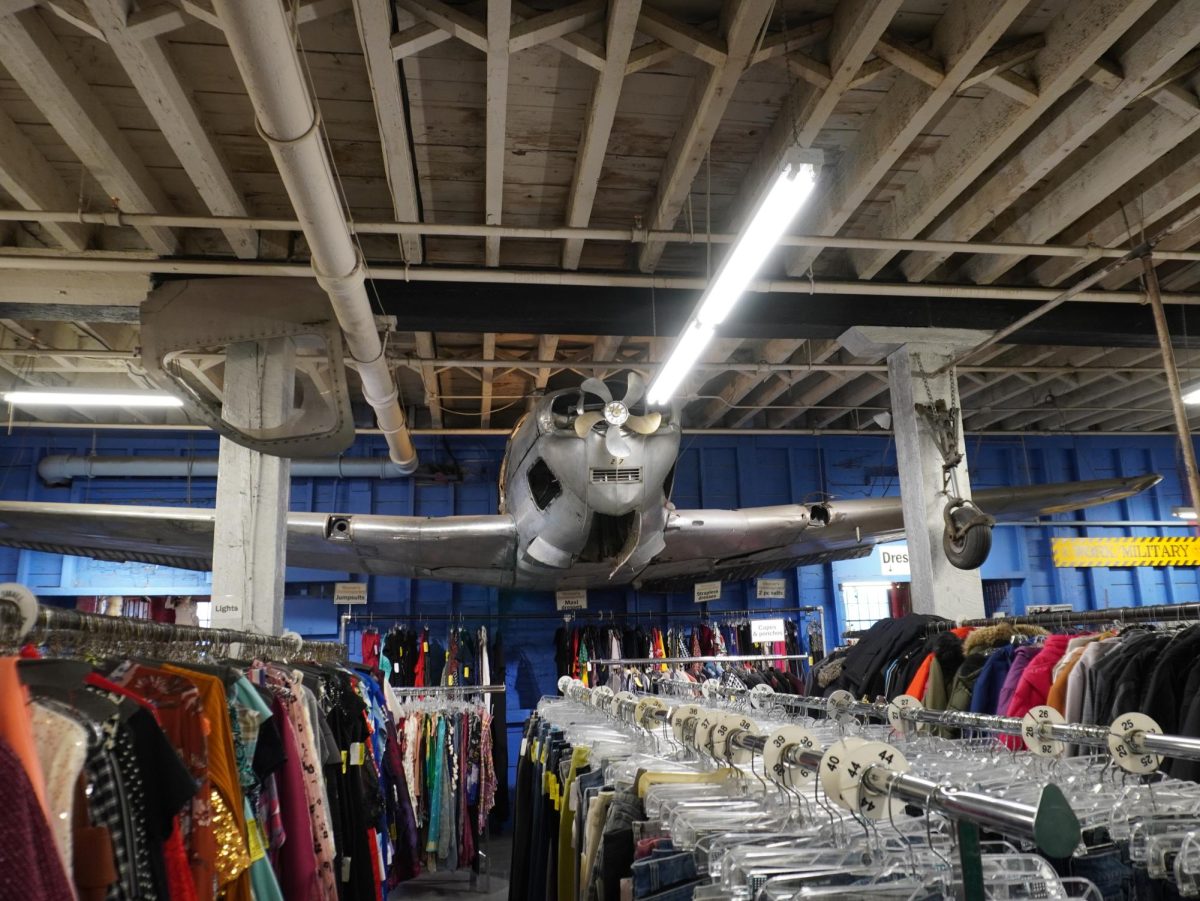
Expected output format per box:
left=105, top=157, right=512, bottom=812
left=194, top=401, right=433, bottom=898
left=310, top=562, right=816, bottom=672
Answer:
left=2, top=390, right=184, bottom=407
left=648, top=157, right=819, bottom=406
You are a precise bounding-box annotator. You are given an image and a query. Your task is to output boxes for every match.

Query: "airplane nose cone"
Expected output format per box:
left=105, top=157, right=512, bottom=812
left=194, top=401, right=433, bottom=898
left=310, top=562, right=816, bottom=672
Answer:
left=604, top=401, right=629, bottom=427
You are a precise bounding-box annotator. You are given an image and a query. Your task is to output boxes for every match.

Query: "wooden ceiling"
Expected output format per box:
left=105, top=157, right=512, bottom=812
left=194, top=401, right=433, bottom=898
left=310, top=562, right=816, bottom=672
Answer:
left=0, top=0, right=1199, bottom=435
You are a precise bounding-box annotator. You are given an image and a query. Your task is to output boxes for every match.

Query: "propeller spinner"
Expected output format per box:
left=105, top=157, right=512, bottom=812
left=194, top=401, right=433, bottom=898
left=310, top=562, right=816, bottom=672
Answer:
left=573, top=373, right=662, bottom=458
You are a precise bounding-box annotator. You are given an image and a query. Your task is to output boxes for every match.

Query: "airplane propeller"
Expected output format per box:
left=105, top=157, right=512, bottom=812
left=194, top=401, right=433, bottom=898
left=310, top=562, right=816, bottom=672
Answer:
left=573, top=373, right=662, bottom=458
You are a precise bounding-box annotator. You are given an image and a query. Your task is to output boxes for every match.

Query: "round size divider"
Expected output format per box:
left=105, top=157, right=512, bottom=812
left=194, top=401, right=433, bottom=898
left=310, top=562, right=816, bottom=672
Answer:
left=557, top=675, right=573, bottom=695
left=1108, top=712, right=1164, bottom=775
left=610, top=690, right=636, bottom=718
left=837, top=740, right=909, bottom=821
left=749, top=683, right=775, bottom=710
left=701, top=678, right=720, bottom=699
left=887, top=694, right=925, bottom=738
left=591, top=685, right=614, bottom=709
left=818, top=736, right=868, bottom=803
left=670, top=704, right=704, bottom=743
left=764, top=725, right=821, bottom=789
left=1021, top=705, right=1066, bottom=757
left=693, top=709, right=722, bottom=755
left=635, top=697, right=668, bottom=730
left=713, top=711, right=763, bottom=765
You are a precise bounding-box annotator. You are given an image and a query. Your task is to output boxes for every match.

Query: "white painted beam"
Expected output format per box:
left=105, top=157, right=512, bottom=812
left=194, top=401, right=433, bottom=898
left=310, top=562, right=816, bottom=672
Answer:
left=395, top=0, right=486, bottom=51
left=899, top=0, right=1200, bottom=283
left=510, top=0, right=604, bottom=54
left=591, top=334, right=623, bottom=375
left=957, top=35, right=1043, bottom=91
left=353, top=0, right=423, bottom=263
left=0, top=106, right=90, bottom=251
left=480, top=332, right=496, bottom=428
left=782, top=0, right=1030, bottom=278
left=637, top=6, right=725, bottom=67
left=391, top=21, right=452, bottom=60
left=0, top=8, right=178, bottom=255
left=693, top=337, right=802, bottom=427
left=807, top=374, right=890, bottom=430
left=124, top=1, right=188, bottom=40
left=484, top=0, right=510, bottom=267
left=873, top=33, right=942, bottom=87
left=963, top=95, right=1200, bottom=285
left=635, top=0, right=775, bottom=274
left=749, top=18, right=830, bottom=65
left=562, top=0, right=641, bottom=270
left=730, top=339, right=839, bottom=428
left=625, top=40, right=674, bottom=75
left=41, top=0, right=105, bottom=40
left=983, top=69, right=1038, bottom=106
left=86, top=0, right=257, bottom=259
left=776, top=52, right=830, bottom=89
left=531, top=332, right=559, bottom=404
left=1031, top=135, right=1200, bottom=287
left=413, top=331, right=443, bottom=428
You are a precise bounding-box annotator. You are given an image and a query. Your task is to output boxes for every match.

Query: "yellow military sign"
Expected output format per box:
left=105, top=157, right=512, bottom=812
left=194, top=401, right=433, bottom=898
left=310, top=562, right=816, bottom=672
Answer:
left=1052, top=537, right=1200, bottom=567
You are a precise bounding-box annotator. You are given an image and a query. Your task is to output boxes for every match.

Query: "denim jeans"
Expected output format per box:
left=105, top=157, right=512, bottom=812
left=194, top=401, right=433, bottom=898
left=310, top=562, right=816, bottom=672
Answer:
left=1051, top=848, right=1134, bottom=901
left=637, top=879, right=702, bottom=901
left=591, top=790, right=645, bottom=901
left=631, top=851, right=698, bottom=898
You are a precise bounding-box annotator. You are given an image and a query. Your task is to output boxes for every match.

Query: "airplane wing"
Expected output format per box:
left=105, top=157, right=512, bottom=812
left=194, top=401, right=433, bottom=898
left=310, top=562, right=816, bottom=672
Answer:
left=0, top=501, right=519, bottom=587
left=636, top=474, right=1162, bottom=591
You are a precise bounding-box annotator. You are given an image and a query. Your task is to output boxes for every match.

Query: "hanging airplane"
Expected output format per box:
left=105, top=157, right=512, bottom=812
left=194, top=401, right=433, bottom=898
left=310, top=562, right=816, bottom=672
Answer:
left=0, top=374, right=1160, bottom=591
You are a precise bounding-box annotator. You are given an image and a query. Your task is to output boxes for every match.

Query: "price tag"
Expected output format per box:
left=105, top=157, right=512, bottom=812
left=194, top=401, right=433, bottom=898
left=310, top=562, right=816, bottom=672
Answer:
left=1108, top=712, right=1163, bottom=775
left=886, top=694, right=924, bottom=738
left=838, top=741, right=909, bottom=821
left=1021, top=705, right=1066, bottom=757
left=764, top=725, right=820, bottom=788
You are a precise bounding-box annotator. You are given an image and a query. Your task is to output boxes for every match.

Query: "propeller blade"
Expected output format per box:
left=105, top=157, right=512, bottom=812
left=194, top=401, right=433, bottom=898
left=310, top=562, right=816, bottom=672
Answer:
left=605, top=426, right=632, bottom=458
left=574, top=411, right=604, bottom=438
left=625, top=412, right=662, bottom=435
left=580, top=377, right=613, bottom=404
left=622, top=372, right=645, bottom=408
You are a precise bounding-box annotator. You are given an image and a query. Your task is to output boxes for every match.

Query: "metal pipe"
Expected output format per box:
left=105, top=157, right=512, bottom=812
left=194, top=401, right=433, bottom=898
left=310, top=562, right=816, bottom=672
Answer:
left=2, top=254, right=1200, bottom=306
left=7, top=208, right=1200, bottom=262
left=592, top=653, right=808, bottom=666
left=1143, top=253, right=1200, bottom=533
left=958, top=601, right=1200, bottom=627
left=35, top=454, right=415, bottom=484
left=208, top=0, right=416, bottom=471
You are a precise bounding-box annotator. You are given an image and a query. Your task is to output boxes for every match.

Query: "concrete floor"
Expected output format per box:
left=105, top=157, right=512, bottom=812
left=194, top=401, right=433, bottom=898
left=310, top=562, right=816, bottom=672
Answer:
left=389, top=833, right=512, bottom=900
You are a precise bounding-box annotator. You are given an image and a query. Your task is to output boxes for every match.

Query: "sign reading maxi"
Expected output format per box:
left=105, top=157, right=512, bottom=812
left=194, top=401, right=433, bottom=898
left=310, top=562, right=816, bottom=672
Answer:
left=1052, top=537, right=1200, bottom=568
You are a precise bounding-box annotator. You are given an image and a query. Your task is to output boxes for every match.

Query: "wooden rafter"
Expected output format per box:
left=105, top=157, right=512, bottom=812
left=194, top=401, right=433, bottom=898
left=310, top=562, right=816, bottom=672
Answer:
left=414, top=332, right=443, bottom=429
left=728, top=339, right=839, bottom=428
left=900, top=0, right=1200, bottom=283
left=0, top=8, right=178, bottom=255
left=530, top=333, right=559, bottom=407
left=510, top=0, right=604, bottom=53
left=692, top=338, right=803, bottom=428
left=0, top=106, right=90, bottom=251
left=484, top=0, right=510, bottom=267
left=562, top=0, right=641, bottom=270
left=354, top=0, right=423, bottom=263
left=783, top=0, right=1029, bottom=278
left=480, top=332, right=496, bottom=428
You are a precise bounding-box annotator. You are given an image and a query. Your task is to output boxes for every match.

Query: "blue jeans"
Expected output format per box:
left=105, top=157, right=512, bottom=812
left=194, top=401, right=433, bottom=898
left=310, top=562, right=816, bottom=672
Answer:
left=632, top=852, right=698, bottom=897
left=636, top=879, right=702, bottom=901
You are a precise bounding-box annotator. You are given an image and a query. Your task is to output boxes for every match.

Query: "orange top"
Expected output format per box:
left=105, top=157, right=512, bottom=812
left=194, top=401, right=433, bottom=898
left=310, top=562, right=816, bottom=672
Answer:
left=902, top=627, right=973, bottom=700
left=1046, top=646, right=1086, bottom=715
left=0, top=657, right=46, bottom=816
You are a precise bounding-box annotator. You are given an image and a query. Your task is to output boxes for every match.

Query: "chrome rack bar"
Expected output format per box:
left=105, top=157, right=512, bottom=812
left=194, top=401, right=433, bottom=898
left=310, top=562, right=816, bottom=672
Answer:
left=592, top=653, right=809, bottom=666
left=956, top=602, right=1200, bottom=628
left=389, top=684, right=506, bottom=695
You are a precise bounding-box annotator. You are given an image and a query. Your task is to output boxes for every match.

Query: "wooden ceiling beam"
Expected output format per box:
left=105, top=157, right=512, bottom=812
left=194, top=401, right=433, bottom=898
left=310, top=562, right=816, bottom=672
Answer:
left=480, top=331, right=496, bottom=428
left=785, top=0, right=1026, bottom=278
left=530, top=333, right=559, bottom=406
left=562, top=0, right=641, bottom=270
left=727, top=339, right=839, bottom=428
left=125, top=2, right=189, bottom=41
left=86, top=0, right=257, bottom=259
left=636, top=6, right=725, bottom=67
left=484, top=0, right=510, bottom=267
left=963, top=349, right=1107, bottom=429
left=873, top=33, right=942, bottom=87
left=414, top=331, right=443, bottom=428
left=394, top=0, right=486, bottom=51
left=625, top=40, right=674, bottom=75
left=749, top=17, right=830, bottom=65
left=510, top=0, right=604, bottom=54
left=957, top=35, right=1044, bottom=91
left=962, top=88, right=1200, bottom=285
left=0, top=8, right=178, bottom=255
left=635, top=0, right=775, bottom=274
left=354, top=0, right=423, bottom=263
left=692, top=337, right=803, bottom=428
left=0, top=106, right=91, bottom=251
left=391, top=21, right=452, bottom=60
left=900, top=0, right=1200, bottom=283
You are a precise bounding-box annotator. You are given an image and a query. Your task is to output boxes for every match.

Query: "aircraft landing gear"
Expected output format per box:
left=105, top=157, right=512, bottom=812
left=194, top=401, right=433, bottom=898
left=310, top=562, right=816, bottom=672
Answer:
left=942, top=499, right=994, bottom=570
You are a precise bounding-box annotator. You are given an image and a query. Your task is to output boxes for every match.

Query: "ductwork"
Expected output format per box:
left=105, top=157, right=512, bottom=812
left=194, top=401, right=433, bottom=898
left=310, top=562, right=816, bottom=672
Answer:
left=38, top=455, right=413, bottom=486
left=211, top=0, right=417, bottom=472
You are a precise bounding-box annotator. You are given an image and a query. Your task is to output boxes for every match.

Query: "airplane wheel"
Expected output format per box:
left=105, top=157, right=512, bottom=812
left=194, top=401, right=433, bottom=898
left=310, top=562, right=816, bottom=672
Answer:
left=943, top=507, right=992, bottom=570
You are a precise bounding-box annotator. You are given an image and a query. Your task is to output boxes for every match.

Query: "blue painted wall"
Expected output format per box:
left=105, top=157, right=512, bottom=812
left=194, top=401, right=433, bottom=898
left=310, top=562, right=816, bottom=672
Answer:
left=1, top=427, right=1196, bottom=796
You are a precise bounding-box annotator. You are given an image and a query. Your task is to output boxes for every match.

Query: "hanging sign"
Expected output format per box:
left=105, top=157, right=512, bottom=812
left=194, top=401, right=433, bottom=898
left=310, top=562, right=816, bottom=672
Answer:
left=756, top=578, right=787, bottom=599
left=1026, top=603, right=1074, bottom=615
left=333, top=582, right=368, bottom=605
left=1052, top=537, right=1200, bottom=567
left=750, top=618, right=786, bottom=643
left=555, top=589, right=587, bottom=611
left=693, top=581, right=722, bottom=603
left=879, top=543, right=910, bottom=575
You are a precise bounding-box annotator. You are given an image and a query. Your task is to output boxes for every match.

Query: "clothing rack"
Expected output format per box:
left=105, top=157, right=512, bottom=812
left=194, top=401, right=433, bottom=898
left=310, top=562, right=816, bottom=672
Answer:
left=561, top=679, right=1081, bottom=900
left=592, top=652, right=809, bottom=666
left=954, top=602, right=1200, bottom=628
left=0, top=597, right=346, bottom=663
left=389, top=684, right=506, bottom=695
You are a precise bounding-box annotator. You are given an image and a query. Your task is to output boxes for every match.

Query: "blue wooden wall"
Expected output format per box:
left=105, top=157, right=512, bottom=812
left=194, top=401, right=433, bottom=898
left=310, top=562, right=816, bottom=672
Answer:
left=1, top=427, right=1196, bottom=797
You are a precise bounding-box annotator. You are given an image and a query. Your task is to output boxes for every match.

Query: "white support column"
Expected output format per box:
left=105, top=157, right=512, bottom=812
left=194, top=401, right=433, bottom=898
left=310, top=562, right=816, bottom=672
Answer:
left=843, top=327, right=990, bottom=620
left=211, top=338, right=295, bottom=634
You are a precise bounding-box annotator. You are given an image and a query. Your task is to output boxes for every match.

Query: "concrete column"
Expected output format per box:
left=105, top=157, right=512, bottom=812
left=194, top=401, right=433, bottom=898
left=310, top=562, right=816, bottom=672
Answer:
left=211, top=338, right=295, bottom=634
left=841, top=328, right=991, bottom=621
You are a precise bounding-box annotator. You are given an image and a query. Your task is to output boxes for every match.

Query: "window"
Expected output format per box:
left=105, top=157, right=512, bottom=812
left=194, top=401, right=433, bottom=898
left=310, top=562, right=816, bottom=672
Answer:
left=840, top=581, right=894, bottom=635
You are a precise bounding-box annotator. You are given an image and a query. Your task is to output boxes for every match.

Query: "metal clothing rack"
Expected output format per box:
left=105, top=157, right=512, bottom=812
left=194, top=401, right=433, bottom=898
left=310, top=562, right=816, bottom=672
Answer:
left=592, top=652, right=809, bottom=666
left=389, top=684, right=506, bottom=695
left=0, top=598, right=347, bottom=663
left=955, top=602, right=1200, bottom=628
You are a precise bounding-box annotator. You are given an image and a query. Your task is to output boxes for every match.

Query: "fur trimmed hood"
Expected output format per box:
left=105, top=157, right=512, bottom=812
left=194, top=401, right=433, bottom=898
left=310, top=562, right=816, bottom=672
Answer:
left=963, top=622, right=1048, bottom=656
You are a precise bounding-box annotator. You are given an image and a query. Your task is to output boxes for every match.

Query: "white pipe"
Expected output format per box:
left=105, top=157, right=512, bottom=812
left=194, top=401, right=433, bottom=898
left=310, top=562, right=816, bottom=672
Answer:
left=37, top=454, right=413, bottom=484
left=5, top=209, right=1200, bottom=262
left=210, top=0, right=416, bottom=472
left=1, top=255, right=1198, bottom=305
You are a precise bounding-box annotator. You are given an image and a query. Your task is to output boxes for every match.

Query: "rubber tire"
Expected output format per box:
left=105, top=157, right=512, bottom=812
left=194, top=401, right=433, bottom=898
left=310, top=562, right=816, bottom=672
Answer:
left=943, top=514, right=992, bottom=570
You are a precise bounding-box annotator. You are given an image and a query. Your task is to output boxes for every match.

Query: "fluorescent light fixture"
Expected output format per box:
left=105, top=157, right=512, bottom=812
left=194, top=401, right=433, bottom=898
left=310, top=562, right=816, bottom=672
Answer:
left=1183, top=386, right=1200, bottom=404
left=1173, top=506, right=1198, bottom=520
left=648, top=154, right=819, bottom=406
left=647, top=322, right=714, bottom=406
left=2, top=390, right=183, bottom=408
